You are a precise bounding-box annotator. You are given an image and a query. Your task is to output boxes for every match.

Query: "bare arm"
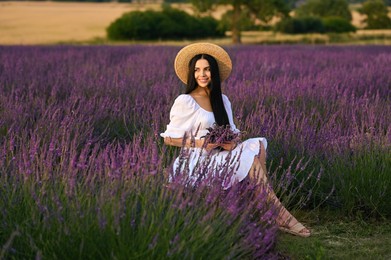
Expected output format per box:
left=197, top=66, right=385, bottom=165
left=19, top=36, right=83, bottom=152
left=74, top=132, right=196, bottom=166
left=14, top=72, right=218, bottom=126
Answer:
left=163, top=137, right=219, bottom=151
left=220, top=141, right=238, bottom=151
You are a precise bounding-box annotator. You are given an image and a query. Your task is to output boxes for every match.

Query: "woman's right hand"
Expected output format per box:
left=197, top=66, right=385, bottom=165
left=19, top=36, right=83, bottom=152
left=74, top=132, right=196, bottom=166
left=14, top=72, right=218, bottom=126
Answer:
left=198, top=139, right=219, bottom=152
left=220, top=141, right=237, bottom=151
left=204, top=143, right=219, bottom=152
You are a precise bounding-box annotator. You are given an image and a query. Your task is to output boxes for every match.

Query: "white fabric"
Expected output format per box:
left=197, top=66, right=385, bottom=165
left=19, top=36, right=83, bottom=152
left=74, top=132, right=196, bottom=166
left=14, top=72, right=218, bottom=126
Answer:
left=161, top=94, right=267, bottom=189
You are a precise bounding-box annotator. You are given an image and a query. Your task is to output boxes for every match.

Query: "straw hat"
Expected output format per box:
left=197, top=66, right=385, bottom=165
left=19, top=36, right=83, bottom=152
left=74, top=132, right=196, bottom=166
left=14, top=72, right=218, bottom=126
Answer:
left=174, top=42, right=232, bottom=84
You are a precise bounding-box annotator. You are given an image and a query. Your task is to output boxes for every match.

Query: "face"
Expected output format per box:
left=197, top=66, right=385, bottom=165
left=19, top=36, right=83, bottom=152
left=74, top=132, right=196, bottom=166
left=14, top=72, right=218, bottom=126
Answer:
left=194, top=59, right=211, bottom=88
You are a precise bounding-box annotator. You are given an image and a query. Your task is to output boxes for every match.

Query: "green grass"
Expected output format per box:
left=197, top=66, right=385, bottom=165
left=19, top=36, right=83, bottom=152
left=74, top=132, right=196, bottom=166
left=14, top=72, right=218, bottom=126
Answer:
left=276, top=210, right=391, bottom=259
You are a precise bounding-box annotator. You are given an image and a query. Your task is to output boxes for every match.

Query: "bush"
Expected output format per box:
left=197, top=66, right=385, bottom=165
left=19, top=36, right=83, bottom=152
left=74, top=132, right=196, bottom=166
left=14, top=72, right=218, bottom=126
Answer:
left=107, top=7, right=224, bottom=41
left=322, top=17, right=356, bottom=33
left=274, top=17, right=325, bottom=34
left=106, top=11, right=161, bottom=40
left=275, top=16, right=357, bottom=34
left=199, top=16, right=224, bottom=37
left=295, top=0, right=352, bottom=21
left=330, top=147, right=391, bottom=218
left=359, top=0, right=391, bottom=29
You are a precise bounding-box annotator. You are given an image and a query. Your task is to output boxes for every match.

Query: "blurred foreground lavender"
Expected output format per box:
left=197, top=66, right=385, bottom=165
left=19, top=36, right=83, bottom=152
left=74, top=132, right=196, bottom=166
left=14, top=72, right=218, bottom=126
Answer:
left=0, top=45, right=390, bottom=258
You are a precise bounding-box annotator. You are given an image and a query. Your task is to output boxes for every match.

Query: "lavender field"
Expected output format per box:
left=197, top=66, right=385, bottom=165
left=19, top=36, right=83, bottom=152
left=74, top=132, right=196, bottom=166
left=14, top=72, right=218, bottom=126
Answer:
left=0, top=45, right=390, bottom=258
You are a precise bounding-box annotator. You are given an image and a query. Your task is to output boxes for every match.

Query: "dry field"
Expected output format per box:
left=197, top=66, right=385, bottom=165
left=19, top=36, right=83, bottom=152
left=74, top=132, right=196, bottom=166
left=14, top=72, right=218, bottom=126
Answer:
left=0, top=1, right=390, bottom=45
left=0, top=1, right=230, bottom=45
left=0, top=1, right=159, bottom=44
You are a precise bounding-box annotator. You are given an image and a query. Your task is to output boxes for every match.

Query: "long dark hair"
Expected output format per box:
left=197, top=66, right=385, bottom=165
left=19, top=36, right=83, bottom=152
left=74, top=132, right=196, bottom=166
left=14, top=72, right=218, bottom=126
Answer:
left=185, top=54, right=229, bottom=126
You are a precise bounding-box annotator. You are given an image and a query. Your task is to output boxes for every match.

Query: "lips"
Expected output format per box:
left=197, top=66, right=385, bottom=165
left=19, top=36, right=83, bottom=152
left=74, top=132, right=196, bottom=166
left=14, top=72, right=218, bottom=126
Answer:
left=198, top=78, right=209, bottom=83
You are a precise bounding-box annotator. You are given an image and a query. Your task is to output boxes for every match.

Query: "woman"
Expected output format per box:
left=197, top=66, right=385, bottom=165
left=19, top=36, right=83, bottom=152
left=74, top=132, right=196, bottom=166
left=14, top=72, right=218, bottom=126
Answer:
left=161, top=43, right=310, bottom=237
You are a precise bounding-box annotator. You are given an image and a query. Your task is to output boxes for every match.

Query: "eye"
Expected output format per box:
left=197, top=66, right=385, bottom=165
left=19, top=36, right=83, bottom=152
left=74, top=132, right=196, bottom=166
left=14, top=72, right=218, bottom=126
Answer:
left=205, top=67, right=210, bottom=71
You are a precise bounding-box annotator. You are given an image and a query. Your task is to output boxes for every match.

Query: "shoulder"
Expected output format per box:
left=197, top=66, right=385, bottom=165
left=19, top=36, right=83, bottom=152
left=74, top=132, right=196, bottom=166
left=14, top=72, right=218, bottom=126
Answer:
left=173, top=94, right=194, bottom=107
left=171, top=94, right=196, bottom=113
left=174, top=94, right=192, bottom=103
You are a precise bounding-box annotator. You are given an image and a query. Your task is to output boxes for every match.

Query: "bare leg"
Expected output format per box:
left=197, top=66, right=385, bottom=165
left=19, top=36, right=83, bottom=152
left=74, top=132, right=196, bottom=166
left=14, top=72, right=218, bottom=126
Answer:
left=248, top=143, right=311, bottom=237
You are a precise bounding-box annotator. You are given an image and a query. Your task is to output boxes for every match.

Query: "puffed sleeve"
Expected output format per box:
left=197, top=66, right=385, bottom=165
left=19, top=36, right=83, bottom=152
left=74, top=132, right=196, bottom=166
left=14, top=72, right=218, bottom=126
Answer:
left=222, top=94, right=240, bottom=133
left=160, top=95, right=197, bottom=138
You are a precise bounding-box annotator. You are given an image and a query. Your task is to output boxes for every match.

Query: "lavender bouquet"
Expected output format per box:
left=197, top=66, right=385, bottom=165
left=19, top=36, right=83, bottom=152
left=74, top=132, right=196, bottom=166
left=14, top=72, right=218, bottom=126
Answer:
left=201, top=123, right=242, bottom=147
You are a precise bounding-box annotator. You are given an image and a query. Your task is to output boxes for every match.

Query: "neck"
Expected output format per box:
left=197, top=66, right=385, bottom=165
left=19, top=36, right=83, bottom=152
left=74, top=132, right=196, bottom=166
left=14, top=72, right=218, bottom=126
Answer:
left=195, top=86, right=210, bottom=96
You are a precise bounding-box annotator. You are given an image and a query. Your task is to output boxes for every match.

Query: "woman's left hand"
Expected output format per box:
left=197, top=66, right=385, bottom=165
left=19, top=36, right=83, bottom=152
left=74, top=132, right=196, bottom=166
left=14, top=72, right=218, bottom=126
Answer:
left=220, top=141, right=237, bottom=151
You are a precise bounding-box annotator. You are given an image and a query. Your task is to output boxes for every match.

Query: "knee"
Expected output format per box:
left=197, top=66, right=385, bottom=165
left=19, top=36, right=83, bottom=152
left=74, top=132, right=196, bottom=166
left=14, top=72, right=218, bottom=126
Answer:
left=259, top=142, right=267, bottom=164
left=252, top=156, right=261, bottom=166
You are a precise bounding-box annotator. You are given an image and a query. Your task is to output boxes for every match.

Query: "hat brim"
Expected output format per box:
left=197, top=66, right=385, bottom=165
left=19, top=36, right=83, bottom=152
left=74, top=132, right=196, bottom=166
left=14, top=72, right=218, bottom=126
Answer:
left=174, top=42, right=232, bottom=85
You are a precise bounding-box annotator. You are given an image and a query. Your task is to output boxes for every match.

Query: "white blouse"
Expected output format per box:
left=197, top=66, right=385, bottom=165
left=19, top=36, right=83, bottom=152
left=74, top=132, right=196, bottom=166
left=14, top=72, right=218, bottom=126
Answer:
left=161, top=94, right=239, bottom=140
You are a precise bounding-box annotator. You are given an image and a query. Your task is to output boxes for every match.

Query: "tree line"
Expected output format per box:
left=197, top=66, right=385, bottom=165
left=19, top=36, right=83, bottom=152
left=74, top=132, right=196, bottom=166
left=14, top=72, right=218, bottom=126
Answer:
left=188, top=0, right=391, bottom=43
left=107, top=0, right=391, bottom=43
left=15, top=0, right=390, bottom=43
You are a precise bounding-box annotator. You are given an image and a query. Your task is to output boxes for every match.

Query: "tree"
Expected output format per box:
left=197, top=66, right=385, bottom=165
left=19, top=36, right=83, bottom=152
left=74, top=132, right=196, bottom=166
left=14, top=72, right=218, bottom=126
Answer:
left=295, top=0, right=353, bottom=21
left=190, top=0, right=290, bottom=43
left=359, top=0, right=391, bottom=29
left=219, top=8, right=259, bottom=32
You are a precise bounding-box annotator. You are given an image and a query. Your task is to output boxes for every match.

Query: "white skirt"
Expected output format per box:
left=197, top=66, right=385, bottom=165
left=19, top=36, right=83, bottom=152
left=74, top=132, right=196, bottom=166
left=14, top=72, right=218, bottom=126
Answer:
left=172, top=138, right=267, bottom=189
